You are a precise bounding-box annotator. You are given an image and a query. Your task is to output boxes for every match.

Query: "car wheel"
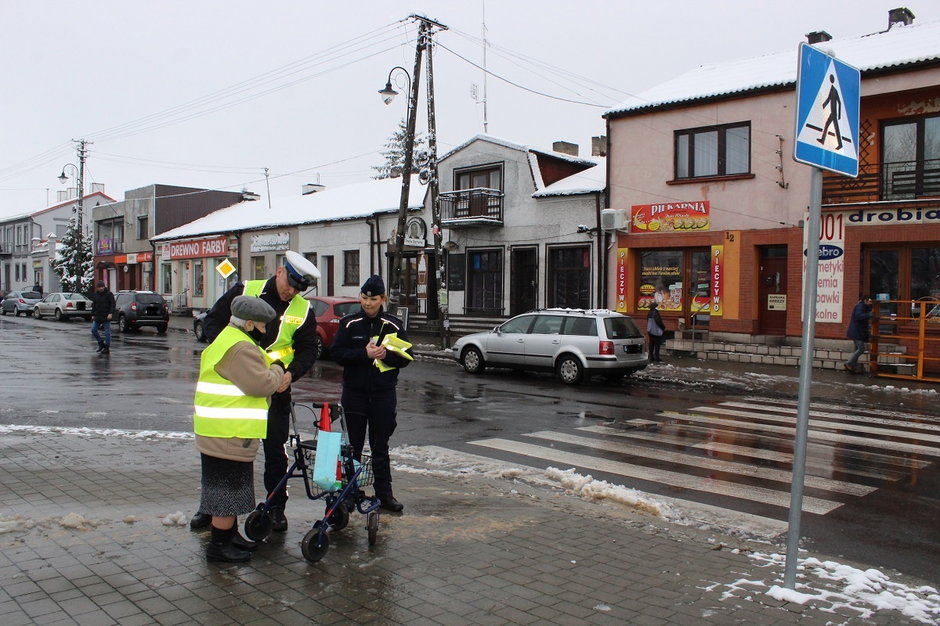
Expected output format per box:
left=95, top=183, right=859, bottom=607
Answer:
left=556, top=354, right=584, bottom=385
left=0, top=307, right=6, bottom=316
left=193, top=319, right=205, bottom=342
left=119, top=315, right=130, bottom=332
left=34, top=307, right=42, bottom=319
left=461, top=346, right=485, bottom=374
left=156, top=324, right=168, bottom=334
left=14, top=308, right=21, bottom=317
left=54, top=308, right=64, bottom=321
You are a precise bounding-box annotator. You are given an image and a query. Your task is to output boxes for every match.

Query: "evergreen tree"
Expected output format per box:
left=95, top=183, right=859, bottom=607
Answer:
left=372, top=118, right=427, bottom=179
left=50, top=218, right=94, bottom=294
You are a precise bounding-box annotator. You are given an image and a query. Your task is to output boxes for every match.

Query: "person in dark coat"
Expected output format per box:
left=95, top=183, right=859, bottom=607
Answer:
left=646, top=302, right=666, bottom=362
left=844, top=295, right=874, bottom=373
left=189, top=251, right=319, bottom=533
left=330, top=275, right=412, bottom=512
left=90, top=280, right=115, bottom=355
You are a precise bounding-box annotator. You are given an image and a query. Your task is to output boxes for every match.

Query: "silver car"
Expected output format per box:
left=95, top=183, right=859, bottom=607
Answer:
left=0, top=290, right=42, bottom=317
left=33, top=292, right=93, bottom=322
left=452, top=308, right=647, bottom=385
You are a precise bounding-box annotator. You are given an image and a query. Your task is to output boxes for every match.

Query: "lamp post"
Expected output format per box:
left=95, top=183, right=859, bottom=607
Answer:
left=380, top=58, right=421, bottom=311
left=58, top=138, right=89, bottom=238
left=379, top=15, right=448, bottom=346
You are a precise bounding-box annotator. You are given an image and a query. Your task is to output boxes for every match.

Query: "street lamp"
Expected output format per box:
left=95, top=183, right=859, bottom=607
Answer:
left=57, top=161, right=84, bottom=238
left=379, top=61, right=420, bottom=310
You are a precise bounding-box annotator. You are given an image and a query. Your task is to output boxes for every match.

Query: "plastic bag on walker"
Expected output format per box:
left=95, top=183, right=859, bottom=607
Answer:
left=312, top=431, right=342, bottom=490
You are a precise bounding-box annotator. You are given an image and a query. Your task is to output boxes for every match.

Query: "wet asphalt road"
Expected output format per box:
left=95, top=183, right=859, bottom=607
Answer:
left=2, top=312, right=939, bottom=583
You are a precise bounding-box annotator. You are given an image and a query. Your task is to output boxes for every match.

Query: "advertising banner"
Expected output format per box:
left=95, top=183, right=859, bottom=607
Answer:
left=631, top=201, right=710, bottom=233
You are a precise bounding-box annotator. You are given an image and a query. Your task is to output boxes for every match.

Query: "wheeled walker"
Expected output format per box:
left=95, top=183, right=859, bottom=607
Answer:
left=244, top=400, right=381, bottom=563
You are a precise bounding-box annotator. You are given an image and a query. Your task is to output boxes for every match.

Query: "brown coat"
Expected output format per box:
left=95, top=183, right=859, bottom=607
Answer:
left=195, top=330, right=285, bottom=462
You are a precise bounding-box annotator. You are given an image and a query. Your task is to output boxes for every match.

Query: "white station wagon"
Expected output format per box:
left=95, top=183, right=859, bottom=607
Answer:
left=451, top=308, right=648, bottom=385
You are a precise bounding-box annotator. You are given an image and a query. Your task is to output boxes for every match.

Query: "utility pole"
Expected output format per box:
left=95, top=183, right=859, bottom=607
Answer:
left=424, top=27, right=449, bottom=348
left=388, top=14, right=447, bottom=313
left=75, top=139, right=89, bottom=239
left=264, top=167, right=272, bottom=209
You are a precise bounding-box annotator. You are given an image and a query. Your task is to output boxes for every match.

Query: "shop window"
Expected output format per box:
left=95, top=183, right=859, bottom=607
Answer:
left=881, top=114, right=940, bottom=200
left=675, top=122, right=750, bottom=180
left=637, top=248, right=711, bottom=316
left=547, top=245, right=590, bottom=309
left=252, top=256, right=265, bottom=280
left=193, top=260, right=204, bottom=297
left=866, top=246, right=940, bottom=315
left=343, top=250, right=360, bottom=286
left=161, top=263, right=172, bottom=294
left=466, top=249, right=503, bottom=314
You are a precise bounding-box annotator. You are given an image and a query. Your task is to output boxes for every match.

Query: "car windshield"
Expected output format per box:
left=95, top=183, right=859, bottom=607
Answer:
left=604, top=316, right=642, bottom=339
left=23, top=292, right=40, bottom=299
left=333, top=302, right=360, bottom=316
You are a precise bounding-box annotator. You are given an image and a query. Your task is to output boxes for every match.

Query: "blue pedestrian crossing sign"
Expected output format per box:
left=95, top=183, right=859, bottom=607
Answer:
left=794, top=42, right=860, bottom=177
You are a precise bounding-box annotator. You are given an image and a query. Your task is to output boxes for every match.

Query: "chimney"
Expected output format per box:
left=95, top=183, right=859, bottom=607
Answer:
left=591, top=135, right=608, bottom=157
left=302, top=183, right=326, bottom=195
left=552, top=140, right=579, bottom=157
left=888, top=7, right=915, bottom=29
left=805, top=30, right=832, bottom=44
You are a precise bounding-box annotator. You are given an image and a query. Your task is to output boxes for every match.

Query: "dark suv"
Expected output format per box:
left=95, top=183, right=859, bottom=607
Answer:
left=115, top=291, right=170, bottom=333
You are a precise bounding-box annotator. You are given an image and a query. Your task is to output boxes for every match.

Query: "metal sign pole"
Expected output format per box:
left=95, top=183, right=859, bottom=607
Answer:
left=784, top=166, right=823, bottom=588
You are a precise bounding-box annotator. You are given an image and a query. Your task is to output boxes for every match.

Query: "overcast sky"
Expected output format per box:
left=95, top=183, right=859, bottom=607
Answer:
left=1, top=1, right=938, bottom=220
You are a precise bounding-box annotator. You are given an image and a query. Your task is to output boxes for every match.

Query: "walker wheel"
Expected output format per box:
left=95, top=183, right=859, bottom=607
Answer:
left=301, top=521, right=329, bottom=562
left=245, top=509, right=272, bottom=542
left=367, top=510, right=379, bottom=546
left=327, top=503, right=349, bottom=531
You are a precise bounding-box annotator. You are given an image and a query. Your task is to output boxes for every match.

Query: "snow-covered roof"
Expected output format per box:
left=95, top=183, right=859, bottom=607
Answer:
left=0, top=191, right=116, bottom=224
left=153, top=176, right=425, bottom=241
left=532, top=157, right=606, bottom=197
left=606, top=20, right=940, bottom=117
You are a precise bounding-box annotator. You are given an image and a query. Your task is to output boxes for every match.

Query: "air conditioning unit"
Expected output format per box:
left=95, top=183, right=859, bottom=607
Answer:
left=600, top=208, right=628, bottom=231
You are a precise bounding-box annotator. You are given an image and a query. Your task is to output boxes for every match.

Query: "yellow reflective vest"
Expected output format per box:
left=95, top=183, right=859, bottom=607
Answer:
left=193, top=326, right=271, bottom=439
left=242, top=280, right=310, bottom=367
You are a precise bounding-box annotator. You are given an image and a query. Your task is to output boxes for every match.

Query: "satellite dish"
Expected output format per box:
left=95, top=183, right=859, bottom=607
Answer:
left=419, top=170, right=431, bottom=185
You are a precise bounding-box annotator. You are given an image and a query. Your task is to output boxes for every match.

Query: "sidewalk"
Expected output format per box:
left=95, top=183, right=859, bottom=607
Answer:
left=1, top=426, right=937, bottom=624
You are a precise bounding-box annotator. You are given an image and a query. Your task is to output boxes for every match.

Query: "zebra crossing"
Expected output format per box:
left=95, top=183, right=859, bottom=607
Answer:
left=466, top=397, right=940, bottom=535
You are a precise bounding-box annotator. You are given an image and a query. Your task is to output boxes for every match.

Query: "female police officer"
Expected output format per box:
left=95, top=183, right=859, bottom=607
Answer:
left=330, top=275, right=412, bottom=512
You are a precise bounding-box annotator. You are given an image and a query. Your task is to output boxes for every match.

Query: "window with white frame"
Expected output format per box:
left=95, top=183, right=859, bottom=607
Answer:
left=675, top=122, right=750, bottom=180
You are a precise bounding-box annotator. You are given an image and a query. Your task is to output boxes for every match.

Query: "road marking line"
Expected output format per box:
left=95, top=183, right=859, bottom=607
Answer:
left=661, top=411, right=940, bottom=458
left=525, top=431, right=874, bottom=496
left=578, top=425, right=921, bottom=480
left=722, top=401, right=940, bottom=433
left=468, top=438, right=842, bottom=515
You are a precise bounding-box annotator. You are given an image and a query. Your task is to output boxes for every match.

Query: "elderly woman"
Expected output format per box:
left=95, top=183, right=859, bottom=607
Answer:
left=193, top=296, right=285, bottom=563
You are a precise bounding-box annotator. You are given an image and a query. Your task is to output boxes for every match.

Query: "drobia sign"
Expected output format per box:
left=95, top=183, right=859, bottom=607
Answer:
left=167, top=236, right=229, bottom=260
left=846, top=206, right=940, bottom=225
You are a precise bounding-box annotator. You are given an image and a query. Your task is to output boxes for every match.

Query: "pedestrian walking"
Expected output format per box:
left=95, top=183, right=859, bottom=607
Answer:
left=844, top=295, right=874, bottom=373
left=90, top=280, right=115, bottom=355
left=331, top=275, right=412, bottom=512
left=189, top=251, right=320, bottom=533
left=194, top=296, right=286, bottom=562
left=646, top=302, right=666, bottom=362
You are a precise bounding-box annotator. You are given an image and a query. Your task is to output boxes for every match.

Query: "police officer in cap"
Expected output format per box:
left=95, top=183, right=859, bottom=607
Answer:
left=331, top=274, right=412, bottom=512
left=190, top=251, right=320, bottom=532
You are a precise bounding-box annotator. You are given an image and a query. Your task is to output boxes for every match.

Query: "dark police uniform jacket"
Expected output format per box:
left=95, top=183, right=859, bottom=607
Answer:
left=331, top=308, right=412, bottom=392
left=203, top=278, right=318, bottom=383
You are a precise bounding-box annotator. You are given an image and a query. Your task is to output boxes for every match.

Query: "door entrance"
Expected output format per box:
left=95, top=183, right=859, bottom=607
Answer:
left=757, top=246, right=788, bottom=335
left=510, top=247, right=538, bottom=316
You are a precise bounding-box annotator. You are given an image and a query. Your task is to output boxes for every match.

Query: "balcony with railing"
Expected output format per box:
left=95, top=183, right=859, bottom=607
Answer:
left=823, top=159, right=940, bottom=205
left=439, top=187, right=504, bottom=227
left=0, top=242, right=10, bottom=257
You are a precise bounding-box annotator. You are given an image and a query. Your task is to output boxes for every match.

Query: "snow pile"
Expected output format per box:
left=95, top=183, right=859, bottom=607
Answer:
left=0, top=515, right=35, bottom=534
left=161, top=511, right=189, bottom=526
left=715, top=551, right=940, bottom=623
left=0, top=424, right=193, bottom=439
left=59, top=513, right=96, bottom=529
left=544, top=466, right=670, bottom=518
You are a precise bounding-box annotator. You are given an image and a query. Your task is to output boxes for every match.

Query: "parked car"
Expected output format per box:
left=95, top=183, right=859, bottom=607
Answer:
left=114, top=290, right=170, bottom=333
left=33, top=292, right=93, bottom=321
left=193, top=295, right=359, bottom=360
left=451, top=308, right=647, bottom=385
left=0, top=290, right=42, bottom=317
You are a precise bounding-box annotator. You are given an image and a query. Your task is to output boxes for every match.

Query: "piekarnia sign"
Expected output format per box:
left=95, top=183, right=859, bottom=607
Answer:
left=167, top=236, right=229, bottom=260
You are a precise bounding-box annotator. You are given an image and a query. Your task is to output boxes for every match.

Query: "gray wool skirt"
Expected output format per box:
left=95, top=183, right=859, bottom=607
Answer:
left=199, top=453, right=256, bottom=517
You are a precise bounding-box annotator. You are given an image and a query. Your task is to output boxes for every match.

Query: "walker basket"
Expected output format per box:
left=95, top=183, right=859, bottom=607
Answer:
left=298, top=439, right=374, bottom=491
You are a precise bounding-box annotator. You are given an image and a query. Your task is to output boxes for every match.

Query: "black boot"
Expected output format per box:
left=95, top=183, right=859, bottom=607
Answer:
left=230, top=529, right=258, bottom=551
left=270, top=507, right=288, bottom=532
left=190, top=511, right=211, bottom=529
left=100, top=345, right=110, bottom=355
left=206, top=525, right=251, bottom=563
